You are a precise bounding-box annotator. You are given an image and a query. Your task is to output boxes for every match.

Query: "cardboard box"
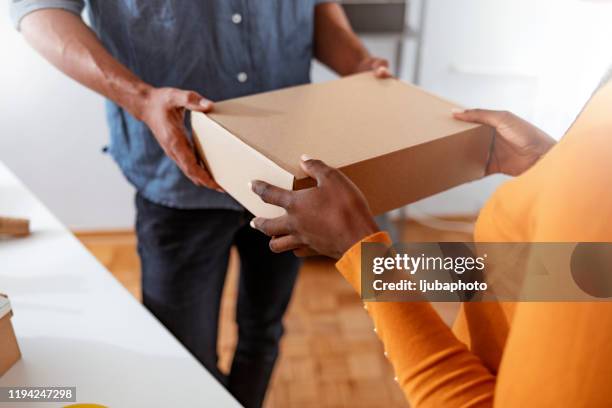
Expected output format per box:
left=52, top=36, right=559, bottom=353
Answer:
left=192, top=73, right=493, bottom=218
left=0, top=295, right=21, bottom=377
left=0, top=216, right=30, bottom=237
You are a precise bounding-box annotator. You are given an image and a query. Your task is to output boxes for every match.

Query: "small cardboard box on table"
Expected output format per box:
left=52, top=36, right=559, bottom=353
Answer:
left=0, top=294, right=21, bottom=377
left=0, top=217, right=29, bottom=237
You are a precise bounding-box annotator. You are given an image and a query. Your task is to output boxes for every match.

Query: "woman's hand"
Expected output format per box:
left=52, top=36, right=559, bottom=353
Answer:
left=250, top=156, right=379, bottom=259
left=453, top=109, right=556, bottom=176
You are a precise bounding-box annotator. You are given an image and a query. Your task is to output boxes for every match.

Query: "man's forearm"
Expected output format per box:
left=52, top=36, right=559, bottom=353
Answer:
left=20, top=9, right=151, bottom=120
left=313, top=3, right=371, bottom=76
left=19, top=8, right=218, bottom=188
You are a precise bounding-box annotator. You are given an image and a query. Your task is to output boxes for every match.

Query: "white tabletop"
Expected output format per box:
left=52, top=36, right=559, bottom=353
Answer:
left=0, top=162, right=240, bottom=407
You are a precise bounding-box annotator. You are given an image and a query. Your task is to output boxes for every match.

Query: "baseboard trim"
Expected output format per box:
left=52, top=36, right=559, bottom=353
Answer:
left=72, top=213, right=477, bottom=246
left=73, top=228, right=136, bottom=244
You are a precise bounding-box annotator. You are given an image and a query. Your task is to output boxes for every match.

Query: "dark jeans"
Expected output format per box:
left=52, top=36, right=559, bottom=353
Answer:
left=135, top=193, right=299, bottom=408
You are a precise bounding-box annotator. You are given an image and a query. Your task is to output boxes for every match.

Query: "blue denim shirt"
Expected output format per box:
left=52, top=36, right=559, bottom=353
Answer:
left=11, top=0, right=329, bottom=210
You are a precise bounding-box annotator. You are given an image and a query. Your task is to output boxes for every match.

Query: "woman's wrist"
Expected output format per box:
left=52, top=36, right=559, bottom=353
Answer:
left=336, top=218, right=380, bottom=259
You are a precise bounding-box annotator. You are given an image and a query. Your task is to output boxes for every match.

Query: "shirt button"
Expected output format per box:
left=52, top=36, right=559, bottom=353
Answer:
left=232, top=13, right=242, bottom=24
left=237, top=72, right=248, bottom=83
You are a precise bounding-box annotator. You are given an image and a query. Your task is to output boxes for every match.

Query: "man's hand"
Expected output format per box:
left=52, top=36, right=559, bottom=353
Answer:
left=250, top=156, right=379, bottom=259
left=314, top=3, right=391, bottom=79
left=139, top=88, right=221, bottom=190
left=355, top=57, right=392, bottom=78
left=453, top=109, right=556, bottom=176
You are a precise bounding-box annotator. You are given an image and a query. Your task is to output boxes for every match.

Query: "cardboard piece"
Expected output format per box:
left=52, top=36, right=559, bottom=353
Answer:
left=0, top=216, right=30, bottom=237
left=192, top=73, right=493, bottom=218
left=0, top=295, right=21, bottom=376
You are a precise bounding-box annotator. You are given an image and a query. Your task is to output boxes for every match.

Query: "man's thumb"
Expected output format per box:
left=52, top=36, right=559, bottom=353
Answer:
left=182, top=91, right=214, bottom=112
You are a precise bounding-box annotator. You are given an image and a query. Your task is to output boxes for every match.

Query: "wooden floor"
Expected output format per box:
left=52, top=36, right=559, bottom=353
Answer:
left=76, top=216, right=473, bottom=408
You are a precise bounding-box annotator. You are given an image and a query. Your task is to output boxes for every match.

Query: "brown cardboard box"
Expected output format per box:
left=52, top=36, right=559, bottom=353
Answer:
left=0, top=295, right=21, bottom=377
left=0, top=217, right=30, bottom=237
left=192, top=73, right=493, bottom=218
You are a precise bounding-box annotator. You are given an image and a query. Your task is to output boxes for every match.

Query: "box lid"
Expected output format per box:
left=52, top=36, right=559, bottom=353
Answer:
left=0, top=295, right=11, bottom=320
left=205, top=73, right=481, bottom=180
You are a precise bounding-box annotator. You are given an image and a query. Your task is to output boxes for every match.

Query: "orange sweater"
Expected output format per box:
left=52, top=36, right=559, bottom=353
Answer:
left=336, top=81, right=612, bottom=407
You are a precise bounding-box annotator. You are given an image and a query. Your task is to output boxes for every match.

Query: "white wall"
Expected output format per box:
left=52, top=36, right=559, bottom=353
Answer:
left=2, top=0, right=612, bottom=229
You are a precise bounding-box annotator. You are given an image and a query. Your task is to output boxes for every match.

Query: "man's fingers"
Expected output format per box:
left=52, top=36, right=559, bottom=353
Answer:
left=177, top=90, right=213, bottom=113
left=167, top=130, right=221, bottom=189
left=299, top=155, right=335, bottom=185
left=251, top=216, right=292, bottom=237
left=182, top=156, right=221, bottom=189
left=452, top=108, right=506, bottom=128
left=269, top=235, right=302, bottom=253
left=250, top=180, right=293, bottom=208
left=370, top=58, right=392, bottom=78
left=374, top=66, right=392, bottom=78
left=370, top=58, right=389, bottom=69
left=188, top=164, right=221, bottom=190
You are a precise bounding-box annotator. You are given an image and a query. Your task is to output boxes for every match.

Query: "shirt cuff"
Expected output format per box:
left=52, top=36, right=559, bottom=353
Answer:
left=10, top=0, right=85, bottom=30
left=335, top=231, right=392, bottom=294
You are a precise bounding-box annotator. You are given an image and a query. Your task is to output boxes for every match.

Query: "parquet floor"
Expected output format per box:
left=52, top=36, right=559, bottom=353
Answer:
left=76, top=217, right=473, bottom=408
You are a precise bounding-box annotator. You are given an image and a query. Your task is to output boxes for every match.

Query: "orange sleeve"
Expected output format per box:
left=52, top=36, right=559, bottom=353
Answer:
left=471, top=79, right=612, bottom=407
left=336, top=233, right=495, bottom=408
left=337, top=80, right=612, bottom=408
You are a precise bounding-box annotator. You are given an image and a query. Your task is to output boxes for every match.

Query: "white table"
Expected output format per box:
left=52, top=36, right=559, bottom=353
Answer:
left=0, top=162, right=240, bottom=407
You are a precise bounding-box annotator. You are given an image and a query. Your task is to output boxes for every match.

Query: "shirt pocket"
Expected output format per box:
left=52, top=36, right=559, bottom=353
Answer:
left=123, top=0, right=177, bottom=25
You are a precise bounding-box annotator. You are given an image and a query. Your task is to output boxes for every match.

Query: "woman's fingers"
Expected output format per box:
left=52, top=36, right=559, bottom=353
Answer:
left=299, top=155, right=336, bottom=185
left=250, top=180, right=293, bottom=208
left=269, top=235, right=302, bottom=253
left=251, top=216, right=292, bottom=237
left=293, top=247, right=319, bottom=257
left=452, top=108, right=508, bottom=128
